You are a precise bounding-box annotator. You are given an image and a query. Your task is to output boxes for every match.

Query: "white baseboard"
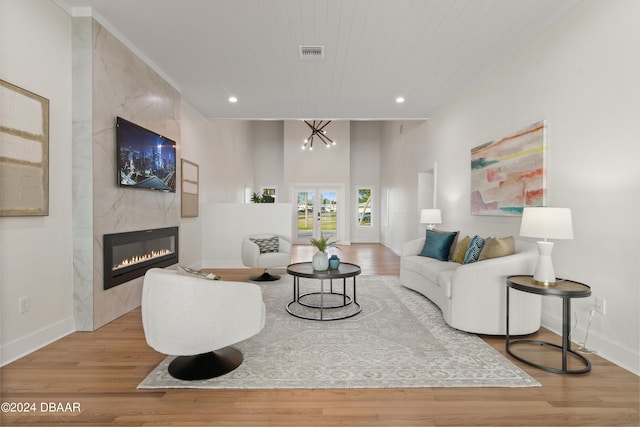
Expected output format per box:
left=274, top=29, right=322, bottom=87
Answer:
left=382, top=242, right=401, bottom=256
left=0, top=317, right=75, bottom=367
left=542, top=312, right=639, bottom=376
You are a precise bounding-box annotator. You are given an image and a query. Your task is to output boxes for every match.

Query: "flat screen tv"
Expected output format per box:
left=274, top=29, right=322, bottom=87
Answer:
left=116, top=117, right=176, bottom=192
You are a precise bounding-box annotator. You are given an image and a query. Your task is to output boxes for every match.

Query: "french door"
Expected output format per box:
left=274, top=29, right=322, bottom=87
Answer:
left=293, top=187, right=340, bottom=245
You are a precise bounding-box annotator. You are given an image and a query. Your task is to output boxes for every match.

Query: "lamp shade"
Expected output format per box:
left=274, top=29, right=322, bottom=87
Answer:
left=520, top=207, right=574, bottom=240
left=420, top=209, right=442, bottom=225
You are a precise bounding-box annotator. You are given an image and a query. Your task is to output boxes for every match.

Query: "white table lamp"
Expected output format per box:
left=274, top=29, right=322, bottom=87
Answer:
left=520, top=207, right=574, bottom=286
left=420, top=209, right=442, bottom=230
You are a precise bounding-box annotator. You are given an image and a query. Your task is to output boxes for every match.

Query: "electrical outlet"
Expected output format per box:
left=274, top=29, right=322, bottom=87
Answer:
left=595, top=297, right=606, bottom=315
left=18, top=296, right=30, bottom=314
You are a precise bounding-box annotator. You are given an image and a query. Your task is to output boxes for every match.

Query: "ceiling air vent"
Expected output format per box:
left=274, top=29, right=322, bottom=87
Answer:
left=299, top=45, right=324, bottom=60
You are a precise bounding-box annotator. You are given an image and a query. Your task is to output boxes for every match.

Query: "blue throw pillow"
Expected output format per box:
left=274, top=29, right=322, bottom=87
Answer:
left=463, top=235, right=486, bottom=264
left=419, top=230, right=457, bottom=261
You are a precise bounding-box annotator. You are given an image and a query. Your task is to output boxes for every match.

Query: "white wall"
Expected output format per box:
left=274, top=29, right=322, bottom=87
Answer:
left=283, top=120, right=351, bottom=243
left=201, top=203, right=293, bottom=267
left=200, top=120, right=255, bottom=204
left=179, top=103, right=210, bottom=269
left=0, top=0, right=74, bottom=365
left=252, top=121, right=284, bottom=200
left=380, top=120, right=431, bottom=251
left=180, top=114, right=257, bottom=269
left=350, top=121, right=382, bottom=243
left=381, top=0, right=640, bottom=373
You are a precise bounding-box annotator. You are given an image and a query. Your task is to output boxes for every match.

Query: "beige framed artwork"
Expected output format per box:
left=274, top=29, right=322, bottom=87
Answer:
left=0, top=80, right=50, bottom=216
left=181, top=158, right=199, bottom=217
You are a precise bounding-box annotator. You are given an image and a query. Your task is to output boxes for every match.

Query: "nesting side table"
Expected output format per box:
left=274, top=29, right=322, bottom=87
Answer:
left=286, top=262, right=361, bottom=321
left=506, top=275, right=592, bottom=374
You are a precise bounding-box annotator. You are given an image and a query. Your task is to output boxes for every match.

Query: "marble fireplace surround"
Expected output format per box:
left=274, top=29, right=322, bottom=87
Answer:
left=72, top=17, right=181, bottom=331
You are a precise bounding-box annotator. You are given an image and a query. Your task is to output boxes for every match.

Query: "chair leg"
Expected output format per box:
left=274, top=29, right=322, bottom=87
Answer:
left=249, top=269, right=280, bottom=281
left=168, top=346, right=243, bottom=381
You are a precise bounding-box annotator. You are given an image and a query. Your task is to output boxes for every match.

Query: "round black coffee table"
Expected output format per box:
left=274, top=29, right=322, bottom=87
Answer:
left=286, top=262, right=361, bottom=321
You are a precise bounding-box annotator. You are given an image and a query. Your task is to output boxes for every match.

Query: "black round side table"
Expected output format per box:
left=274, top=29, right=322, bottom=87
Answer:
left=506, top=275, right=592, bottom=374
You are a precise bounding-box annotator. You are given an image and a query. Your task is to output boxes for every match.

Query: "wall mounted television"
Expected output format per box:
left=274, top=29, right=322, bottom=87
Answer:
left=116, top=117, right=177, bottom=192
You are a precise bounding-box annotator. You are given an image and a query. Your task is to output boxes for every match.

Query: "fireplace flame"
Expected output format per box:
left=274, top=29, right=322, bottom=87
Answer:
left=113, top=249, right=173, bottom=270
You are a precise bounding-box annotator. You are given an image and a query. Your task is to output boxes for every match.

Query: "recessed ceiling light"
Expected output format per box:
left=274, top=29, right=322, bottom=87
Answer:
left=228, top=96, right=238, bottom=103
left=396, top=97, right=405, bottom=104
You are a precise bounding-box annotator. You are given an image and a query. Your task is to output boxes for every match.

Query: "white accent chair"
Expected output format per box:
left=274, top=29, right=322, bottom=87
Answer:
left=241, top=234, right=292, bottom=281
left=142, top=268, right=266, bottom=380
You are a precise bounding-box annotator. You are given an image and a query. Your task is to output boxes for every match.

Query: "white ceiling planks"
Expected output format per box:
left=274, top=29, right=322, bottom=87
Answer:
left=62, top=0, right=579, bottom=119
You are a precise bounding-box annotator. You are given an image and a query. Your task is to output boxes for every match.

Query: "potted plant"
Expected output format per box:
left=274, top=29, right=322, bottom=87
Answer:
left=309, top=233, right=340, bottom=270
left=250, top=192, right=275, bottom=203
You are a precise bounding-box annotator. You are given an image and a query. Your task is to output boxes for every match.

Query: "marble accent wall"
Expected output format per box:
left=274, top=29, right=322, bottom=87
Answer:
left=73, top=18, right=181, bottom=330
left=72, top=17, right=94, bottom=331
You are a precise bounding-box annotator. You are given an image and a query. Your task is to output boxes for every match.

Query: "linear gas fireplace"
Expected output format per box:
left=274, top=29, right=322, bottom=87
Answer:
left=103, top=226, right=179, bottom=290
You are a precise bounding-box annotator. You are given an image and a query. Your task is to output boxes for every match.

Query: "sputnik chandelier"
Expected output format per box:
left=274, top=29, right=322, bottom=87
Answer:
left=302, top=120, right=335, bottom=150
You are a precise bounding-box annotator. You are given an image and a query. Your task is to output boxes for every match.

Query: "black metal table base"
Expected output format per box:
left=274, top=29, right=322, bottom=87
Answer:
left=506, top=339, right=591, bottom=374
left=296, top=291, right=354, bottom=309
left=286, top=276, right=361, bottom=321
left=506, top=280, right=591, bottom=374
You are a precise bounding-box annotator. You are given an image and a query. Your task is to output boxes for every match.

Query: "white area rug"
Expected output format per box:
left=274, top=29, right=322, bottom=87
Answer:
left=138, top=275, right=539, bottom=389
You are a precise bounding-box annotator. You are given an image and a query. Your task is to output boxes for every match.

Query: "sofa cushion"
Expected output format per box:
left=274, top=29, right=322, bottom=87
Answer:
left=419, top=230, right=457, bottom=261
left=463, top=235, right=486, bottom=264
left=452, top=235, right=471, bottom=264
left=478, top=236, right=515, bottom=261
left=420, top=260, right=459, bottom=284
left=401, top=255, right=440, bottom=275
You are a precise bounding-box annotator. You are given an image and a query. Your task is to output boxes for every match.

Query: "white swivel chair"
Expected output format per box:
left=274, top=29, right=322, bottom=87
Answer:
left=241, top=234, right=292, bottom=281
left=142, top=268, right=266, bottom=381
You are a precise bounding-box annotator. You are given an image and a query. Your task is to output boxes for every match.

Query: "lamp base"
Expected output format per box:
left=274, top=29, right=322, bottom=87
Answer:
left=532, top=278, right=558, bottom=287
left=533, top=241, right=557, bottom=286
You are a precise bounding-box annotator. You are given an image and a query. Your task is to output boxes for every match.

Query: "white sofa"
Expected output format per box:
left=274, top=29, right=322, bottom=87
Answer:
left=400, top=236, right=541, bottom=335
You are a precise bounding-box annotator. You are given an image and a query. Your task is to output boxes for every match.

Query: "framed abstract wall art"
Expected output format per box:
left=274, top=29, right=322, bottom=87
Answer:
left=0, top=80, right=49, bottom=216
left=470, top=121, right=547, bottom=216
left=181, top=158, right=199, bottom=218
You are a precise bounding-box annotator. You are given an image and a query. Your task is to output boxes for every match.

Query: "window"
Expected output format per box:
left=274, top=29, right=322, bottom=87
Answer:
left=356, top=187, right=372, bottom=227
left=261, top=187, right=276, bottom=202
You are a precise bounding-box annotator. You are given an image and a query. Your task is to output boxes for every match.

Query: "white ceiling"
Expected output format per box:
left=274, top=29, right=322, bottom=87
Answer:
left=59, top=0, right=578, bottom=120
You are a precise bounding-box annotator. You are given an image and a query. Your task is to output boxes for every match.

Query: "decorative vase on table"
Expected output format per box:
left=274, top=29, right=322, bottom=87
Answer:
left=312, top=251, right=329, bottom=271
left=329, top=254, right=340, bottom=269
left=309, top=232, right=340, bottom=271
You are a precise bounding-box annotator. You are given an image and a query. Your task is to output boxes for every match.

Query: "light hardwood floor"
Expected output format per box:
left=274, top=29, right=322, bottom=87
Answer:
left=1, top=244, right=638, bottom=426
